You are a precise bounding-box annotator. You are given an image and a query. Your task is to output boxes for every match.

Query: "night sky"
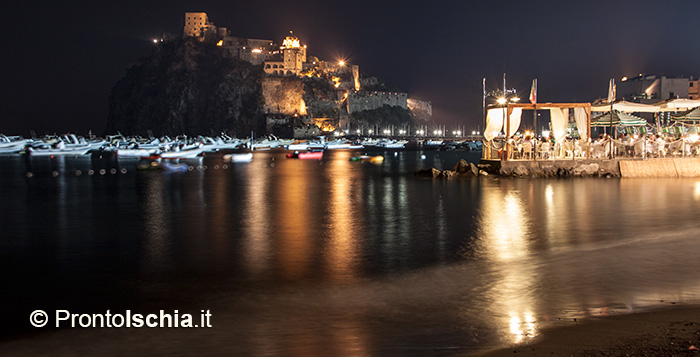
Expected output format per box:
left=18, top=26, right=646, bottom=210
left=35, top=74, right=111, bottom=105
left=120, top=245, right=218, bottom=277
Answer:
left=2, top=0, right=699, bottom=135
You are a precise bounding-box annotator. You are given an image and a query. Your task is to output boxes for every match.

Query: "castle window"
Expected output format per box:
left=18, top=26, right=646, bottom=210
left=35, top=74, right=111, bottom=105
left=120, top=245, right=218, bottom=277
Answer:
left=273, top=64, right=278, bottom=68
left=280, top=65, right=284, bottom=69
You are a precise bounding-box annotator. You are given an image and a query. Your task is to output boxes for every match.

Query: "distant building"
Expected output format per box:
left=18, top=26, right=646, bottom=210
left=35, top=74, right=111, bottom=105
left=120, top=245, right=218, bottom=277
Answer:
left=347, top=91, right=408, bottom=114
left=617, top=74, right=689, bottom=103
left=689, top=78, right=700, bottom=100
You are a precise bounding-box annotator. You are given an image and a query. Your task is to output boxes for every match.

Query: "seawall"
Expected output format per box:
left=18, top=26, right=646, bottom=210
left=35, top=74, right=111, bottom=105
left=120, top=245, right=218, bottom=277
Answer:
left=480, top=158, right=700, bottom=178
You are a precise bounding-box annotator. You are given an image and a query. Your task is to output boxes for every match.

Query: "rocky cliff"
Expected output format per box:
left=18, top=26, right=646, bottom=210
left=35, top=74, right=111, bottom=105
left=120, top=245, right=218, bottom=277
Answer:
left=105, top=38, right=265, bottom=136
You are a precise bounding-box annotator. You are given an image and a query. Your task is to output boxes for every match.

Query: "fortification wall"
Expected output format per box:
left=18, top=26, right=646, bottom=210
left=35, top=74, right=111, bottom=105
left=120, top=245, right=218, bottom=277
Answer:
left=262, top=77, right=306, bottom=115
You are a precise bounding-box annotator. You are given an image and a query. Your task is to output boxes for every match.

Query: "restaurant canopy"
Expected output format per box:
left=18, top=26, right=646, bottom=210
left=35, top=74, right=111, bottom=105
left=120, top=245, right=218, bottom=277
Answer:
left=656, top=98, right=700, bottom=111
left=670, top=106, right=700, bottom=122
left=591, top=100, right=660, bottom=113
left=590, top=111, right=647, bottom=127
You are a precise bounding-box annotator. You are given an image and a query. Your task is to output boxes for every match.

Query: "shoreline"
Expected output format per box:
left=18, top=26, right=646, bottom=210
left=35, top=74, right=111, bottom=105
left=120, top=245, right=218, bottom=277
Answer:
left=477, top=304, right=700, bottom=356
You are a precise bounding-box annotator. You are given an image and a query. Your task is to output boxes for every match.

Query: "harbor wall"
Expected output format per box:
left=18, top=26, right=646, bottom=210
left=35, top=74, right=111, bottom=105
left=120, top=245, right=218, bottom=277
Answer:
left=481, top=158, right=700, bottom=178
left=619, top=158, right=700, bottom=178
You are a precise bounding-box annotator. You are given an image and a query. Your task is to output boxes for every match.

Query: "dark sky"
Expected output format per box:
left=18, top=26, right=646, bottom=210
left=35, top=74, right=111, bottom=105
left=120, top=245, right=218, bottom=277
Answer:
left=2, top=0, right=699, bottom=135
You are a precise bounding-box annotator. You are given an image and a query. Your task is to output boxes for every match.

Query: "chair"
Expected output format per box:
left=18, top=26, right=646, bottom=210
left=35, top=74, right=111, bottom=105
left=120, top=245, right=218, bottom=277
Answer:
left=538, top=142, right=550, bottom=159
left=522, top=141, right=533, bottom=160
left=655, top=139, right=666, bottom=158
left=633, top=139, right=645, bottom=158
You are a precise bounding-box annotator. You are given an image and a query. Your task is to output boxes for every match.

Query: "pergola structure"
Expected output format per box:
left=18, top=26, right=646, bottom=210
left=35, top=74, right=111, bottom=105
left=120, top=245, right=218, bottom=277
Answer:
left=499, top=102, right=592, bottom=161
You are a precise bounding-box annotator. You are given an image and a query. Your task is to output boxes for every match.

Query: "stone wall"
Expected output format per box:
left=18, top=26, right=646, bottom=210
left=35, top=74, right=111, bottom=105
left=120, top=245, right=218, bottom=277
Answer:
left=619, top=158, right=700, bottom=177
left=481, top=158, right=700, bottom=178
left=262, top=77, right=306, bottom=115
left=480, top=159, right=622, bottom=178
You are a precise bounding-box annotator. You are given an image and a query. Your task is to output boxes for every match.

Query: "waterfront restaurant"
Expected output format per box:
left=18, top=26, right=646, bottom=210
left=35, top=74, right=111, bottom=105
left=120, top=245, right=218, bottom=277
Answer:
left=482, top=99, right=700, bottom=161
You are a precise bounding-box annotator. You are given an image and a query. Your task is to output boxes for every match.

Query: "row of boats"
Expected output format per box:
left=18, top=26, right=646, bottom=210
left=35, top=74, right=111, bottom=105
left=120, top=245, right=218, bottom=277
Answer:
left=0, top=133, right=411, bottom=158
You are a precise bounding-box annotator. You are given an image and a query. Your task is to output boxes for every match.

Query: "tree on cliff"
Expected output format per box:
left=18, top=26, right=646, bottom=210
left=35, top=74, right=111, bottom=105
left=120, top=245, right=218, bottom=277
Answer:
left=104, top=38, right=265, bottom=136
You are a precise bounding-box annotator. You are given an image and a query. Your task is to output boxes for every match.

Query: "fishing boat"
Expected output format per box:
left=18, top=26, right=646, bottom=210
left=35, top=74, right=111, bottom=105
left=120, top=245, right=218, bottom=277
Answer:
left=157, top=144, right=204, bottom=159
left=0, top=135, right=27, bottom=154
left=27, top=141, right=91, bottom=156
left=287, top=141, right=310, bottom=151
left=324, top=140, right=352, bottom=149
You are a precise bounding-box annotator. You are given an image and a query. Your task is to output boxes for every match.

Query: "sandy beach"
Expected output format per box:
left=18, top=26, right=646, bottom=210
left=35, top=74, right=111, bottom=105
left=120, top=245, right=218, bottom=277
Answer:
left=479, top=305, right=700, bottom=356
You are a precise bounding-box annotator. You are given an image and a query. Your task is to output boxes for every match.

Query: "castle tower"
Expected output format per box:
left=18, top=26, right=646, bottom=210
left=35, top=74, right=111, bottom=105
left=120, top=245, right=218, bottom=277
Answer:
left=183, top=12, right=212, bottom=38
left=281, top=31, right=306, bottom=75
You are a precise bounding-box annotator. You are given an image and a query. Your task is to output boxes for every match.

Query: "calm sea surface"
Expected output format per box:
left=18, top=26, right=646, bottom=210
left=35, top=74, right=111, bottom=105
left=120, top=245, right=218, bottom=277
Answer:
left=2, top=149, right=700, bottom=355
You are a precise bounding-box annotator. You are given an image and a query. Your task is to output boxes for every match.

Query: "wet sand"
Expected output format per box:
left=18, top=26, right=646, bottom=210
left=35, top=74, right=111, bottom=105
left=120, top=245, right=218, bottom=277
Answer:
left=479, top=305, right=700, bottom=356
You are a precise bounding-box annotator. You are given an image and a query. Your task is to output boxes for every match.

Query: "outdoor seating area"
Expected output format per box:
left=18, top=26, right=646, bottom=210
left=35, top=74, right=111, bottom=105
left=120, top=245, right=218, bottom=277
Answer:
left=482, top=98, right=700, bottom=161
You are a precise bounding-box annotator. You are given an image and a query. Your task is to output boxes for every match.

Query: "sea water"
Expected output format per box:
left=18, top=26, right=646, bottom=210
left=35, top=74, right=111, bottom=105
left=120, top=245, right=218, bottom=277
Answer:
left=2, top=150, right=700, bottom=355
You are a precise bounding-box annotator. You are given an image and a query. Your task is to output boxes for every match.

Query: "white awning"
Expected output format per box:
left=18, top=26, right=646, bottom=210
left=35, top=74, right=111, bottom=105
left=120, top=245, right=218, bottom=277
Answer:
left=656, top=98, right=700, bottom=111
left=591, top=100, right=660, bottom=113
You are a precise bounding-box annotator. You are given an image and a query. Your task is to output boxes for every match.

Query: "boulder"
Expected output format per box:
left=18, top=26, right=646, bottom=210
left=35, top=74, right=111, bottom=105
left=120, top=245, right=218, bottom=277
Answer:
left=440, top=170, right=456, bottom=179
left=414, top=168, right=441, bottom=178
left=452, top=159, right=468, bottom=173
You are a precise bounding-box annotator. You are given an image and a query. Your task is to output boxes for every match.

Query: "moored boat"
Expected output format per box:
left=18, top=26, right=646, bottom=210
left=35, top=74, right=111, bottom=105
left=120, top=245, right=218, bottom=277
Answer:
left=27, top=142, right=91, bottom=156
left=157, top=144, right=204, bottom=159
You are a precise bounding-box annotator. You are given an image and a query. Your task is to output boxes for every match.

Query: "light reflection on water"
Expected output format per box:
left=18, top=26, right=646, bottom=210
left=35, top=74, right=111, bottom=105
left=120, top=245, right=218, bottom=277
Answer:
left=3, top=152, right=700, bottom=354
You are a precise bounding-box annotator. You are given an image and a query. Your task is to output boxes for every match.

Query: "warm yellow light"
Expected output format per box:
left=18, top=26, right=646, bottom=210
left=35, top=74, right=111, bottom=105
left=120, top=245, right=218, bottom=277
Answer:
left=621, top=76, right=628, bottom=82
left=282, top=35, right=301, bottom=48
left=338, top=60, right=345, bottom=66
left=216, top=40, right=223, bottom=47
left=251, top=48, right=262, bottom=53
left=497, top=97, right=507, bottom=104
left=511, top=97, right=520, bottom=102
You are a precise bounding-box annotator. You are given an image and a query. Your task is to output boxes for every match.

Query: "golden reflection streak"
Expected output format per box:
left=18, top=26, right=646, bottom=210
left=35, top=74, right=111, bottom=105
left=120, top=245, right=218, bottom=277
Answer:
left=694, top=181, right=700, bottom=200
left=243, top=159, right=271, bottom=277
left=277, top=157, right=312, bottom=280
left=479, top=184, right=538, bottom=343
left=324, top=151, right=358, bottom=282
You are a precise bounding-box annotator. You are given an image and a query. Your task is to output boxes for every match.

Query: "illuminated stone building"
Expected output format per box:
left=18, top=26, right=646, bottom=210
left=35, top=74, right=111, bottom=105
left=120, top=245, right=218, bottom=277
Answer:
left=347, top=91, right=408, bottom=114
left=220, top=37, right=276, bottom=65
left=264, top=32, right=307, bottom=76
left=183, top=12, right=219, bottom=39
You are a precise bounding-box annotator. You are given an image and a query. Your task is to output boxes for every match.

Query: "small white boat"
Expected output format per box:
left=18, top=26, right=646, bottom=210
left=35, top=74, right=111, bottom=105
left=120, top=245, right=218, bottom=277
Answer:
left=287, top=142, right=310, bottom=151
left=158, top=145, right=204, bottom=159
left=117, top=148, right=158, bottom=158
left=223, top=153, right=253, bottom=162
left=325, top=140, right=352, bottom=149
left=380, top=140, right=408, bottom=149
left=0, top=135, right=27, bottom=154
left=27, top=143, right=91, bottom=156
